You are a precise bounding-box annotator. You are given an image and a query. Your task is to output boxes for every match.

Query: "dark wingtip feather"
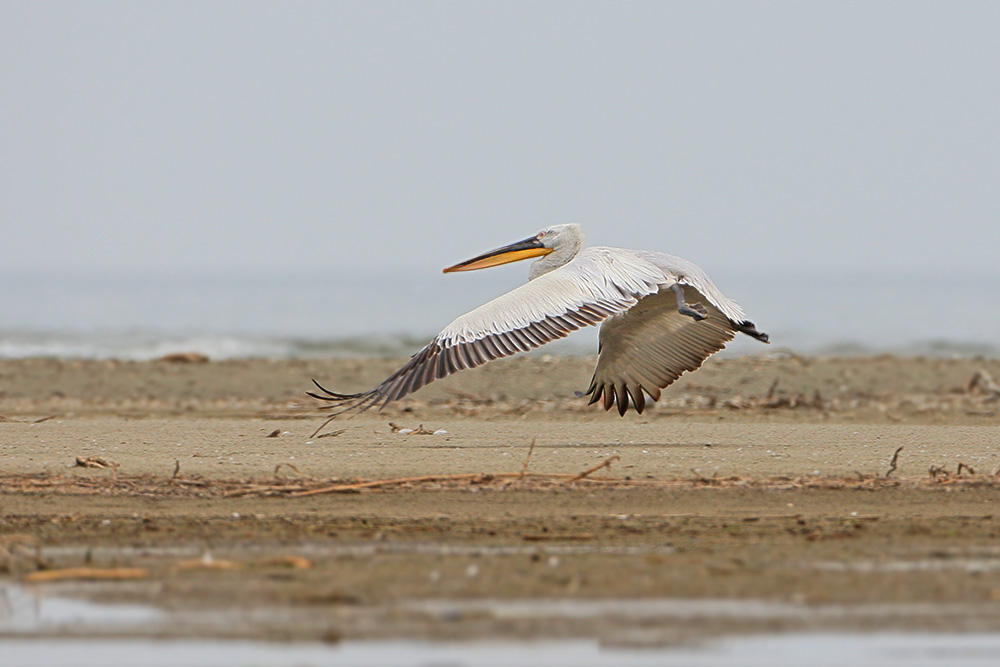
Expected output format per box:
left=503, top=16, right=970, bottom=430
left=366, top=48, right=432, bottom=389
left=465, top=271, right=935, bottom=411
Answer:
left=602, top=385, right=616, bottom=411
left=307, top=378, right=384, bottom=436
left=585, top=381, right=648, bottom=416
left=585, top=376, right=602, bottom=405
left=631, top=386, right=646, bottom=414
left=308, top=378, right=368, bottom=401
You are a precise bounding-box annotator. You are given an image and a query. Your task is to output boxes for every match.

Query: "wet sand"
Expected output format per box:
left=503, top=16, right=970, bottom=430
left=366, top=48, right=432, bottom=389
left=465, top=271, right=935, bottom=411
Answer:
left=2, top=355, right=1000, bottom=643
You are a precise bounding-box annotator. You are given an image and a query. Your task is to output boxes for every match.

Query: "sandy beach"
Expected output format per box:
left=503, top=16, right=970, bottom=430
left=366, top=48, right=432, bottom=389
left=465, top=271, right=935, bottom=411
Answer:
left=2, top=354, right=1000, bottom=643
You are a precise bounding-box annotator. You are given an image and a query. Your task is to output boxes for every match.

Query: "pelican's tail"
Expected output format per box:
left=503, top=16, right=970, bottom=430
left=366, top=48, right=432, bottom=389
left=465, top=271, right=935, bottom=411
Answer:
left=733, top=319, right=769, bottom=343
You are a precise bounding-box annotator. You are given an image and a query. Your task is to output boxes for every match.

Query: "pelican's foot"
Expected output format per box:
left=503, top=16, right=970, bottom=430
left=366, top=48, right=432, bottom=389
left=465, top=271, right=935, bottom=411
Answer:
left=680, top=302, right=709, bottom=321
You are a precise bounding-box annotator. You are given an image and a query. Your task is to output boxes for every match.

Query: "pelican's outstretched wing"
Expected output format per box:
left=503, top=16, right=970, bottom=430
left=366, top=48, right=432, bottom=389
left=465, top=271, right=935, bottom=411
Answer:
left=585, top=251, right=769, bottom=415
left=586, top=285, right=736, bottom=416
left=309, top=248, right=665, bottom=423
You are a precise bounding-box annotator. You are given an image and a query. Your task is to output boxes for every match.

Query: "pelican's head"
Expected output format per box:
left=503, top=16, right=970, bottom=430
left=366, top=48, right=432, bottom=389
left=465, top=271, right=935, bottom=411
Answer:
left=443, top=224, right=584, bottom=273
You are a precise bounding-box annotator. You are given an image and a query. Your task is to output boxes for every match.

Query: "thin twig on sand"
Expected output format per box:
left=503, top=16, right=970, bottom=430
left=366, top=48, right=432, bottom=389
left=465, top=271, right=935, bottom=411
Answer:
left=274, top=463, right=307, bottom=480
left=520, top=438, right=537, bottom=479
left=884, top=446, right=904, bottom=478
left=567, top=455, right=620, bottom=483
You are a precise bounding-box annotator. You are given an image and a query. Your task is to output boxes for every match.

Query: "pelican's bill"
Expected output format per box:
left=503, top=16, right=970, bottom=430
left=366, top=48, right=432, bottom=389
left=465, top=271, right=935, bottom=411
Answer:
left=443, top=236, right=553, bottom=273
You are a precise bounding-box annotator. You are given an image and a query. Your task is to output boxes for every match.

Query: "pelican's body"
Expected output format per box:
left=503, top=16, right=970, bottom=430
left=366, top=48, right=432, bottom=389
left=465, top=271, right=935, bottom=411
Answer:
left=310, top=224, right=767, bottom=430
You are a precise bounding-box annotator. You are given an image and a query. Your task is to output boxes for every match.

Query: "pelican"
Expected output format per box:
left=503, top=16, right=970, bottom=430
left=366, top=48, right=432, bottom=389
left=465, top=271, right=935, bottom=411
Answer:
left=310, top=224, right=767, bottom=430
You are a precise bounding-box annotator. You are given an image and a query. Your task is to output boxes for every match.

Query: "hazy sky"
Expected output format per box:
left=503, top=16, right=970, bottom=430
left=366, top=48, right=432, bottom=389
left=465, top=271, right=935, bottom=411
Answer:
left=3, top=2, right=999, bottom=280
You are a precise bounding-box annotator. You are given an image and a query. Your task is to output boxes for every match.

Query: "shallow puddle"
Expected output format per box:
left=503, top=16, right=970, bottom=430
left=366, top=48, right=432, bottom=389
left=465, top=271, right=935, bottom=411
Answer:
left=39, top=541, right=679, bottom=559
left=403, top=597, right=1000, bottom=622
left=0, top=582, right=162, bottom=633
left=812, top=559, right=1000, bottom=573
left=4, top=580, right=1000, bottom=665
left=4, top=580, right=1000, bottom=635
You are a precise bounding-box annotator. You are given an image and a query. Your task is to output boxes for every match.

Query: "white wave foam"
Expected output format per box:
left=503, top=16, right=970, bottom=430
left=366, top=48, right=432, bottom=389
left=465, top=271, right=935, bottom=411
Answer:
left=0, top=328, right=996, bottom=361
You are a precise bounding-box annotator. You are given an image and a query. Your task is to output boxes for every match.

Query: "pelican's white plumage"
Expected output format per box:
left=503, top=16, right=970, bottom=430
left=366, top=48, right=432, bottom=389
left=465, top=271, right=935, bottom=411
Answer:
left=310, top=224, right=767, bottom=430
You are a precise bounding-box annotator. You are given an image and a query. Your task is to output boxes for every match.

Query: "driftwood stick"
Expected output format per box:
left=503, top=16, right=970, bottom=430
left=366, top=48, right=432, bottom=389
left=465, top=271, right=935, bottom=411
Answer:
left=24, top=567, right=148, bottom=583
left=290, top=473, right=483, bottom=497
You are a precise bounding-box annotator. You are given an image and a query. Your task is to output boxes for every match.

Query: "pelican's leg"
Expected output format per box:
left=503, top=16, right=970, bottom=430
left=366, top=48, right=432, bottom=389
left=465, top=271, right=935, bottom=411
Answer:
left=671, top=284, right=708, bottom=321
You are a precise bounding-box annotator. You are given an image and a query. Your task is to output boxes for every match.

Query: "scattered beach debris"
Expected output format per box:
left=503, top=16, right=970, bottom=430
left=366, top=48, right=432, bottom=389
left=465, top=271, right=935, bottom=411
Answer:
left=0, top=414, right=58, bottom=424
left=5, top=458, right=1000, bottom=501
left=155, top=352, right=210, bottom=363
left=75, top=456, right=120, bottom=472
left=23, top=567, right=149, bottom=583
left=567, top=454, right=620, bottom=482
left=274, top=462, right=307, bottom=480
left=168, top=463, right=210, bottom=487
left=388, top=422, right=439, bottom=435
left=522, top=533, right=594, bottom=542
left=1, top=534, right=46, bottom=575
left=317, top=428, right=346, bottom=438
left=256, top=555, right=313, bottom=570
left=968, top=369, right=1000, bottom=398
left=445, top=387, right=492, bottom=404
left=176, top=552, right=243, bottom=571
left=929, top=462, right=980, bottom=480
left=292, top=473, right=485, bottom=497
left=691, top=469, right=718, bottom=484
left=520, top=438, right=537, bottom=479
left=266, top=429, right=282, bottom=438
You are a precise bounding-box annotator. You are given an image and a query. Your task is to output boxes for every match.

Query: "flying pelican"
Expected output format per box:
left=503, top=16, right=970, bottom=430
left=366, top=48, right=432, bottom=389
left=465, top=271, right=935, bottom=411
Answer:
left=310, top=224, right=767, bottom=430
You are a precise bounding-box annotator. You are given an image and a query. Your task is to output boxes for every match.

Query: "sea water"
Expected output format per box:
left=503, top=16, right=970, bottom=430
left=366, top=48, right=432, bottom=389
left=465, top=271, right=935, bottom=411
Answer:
left=1, top=268, right=997, bottom=360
